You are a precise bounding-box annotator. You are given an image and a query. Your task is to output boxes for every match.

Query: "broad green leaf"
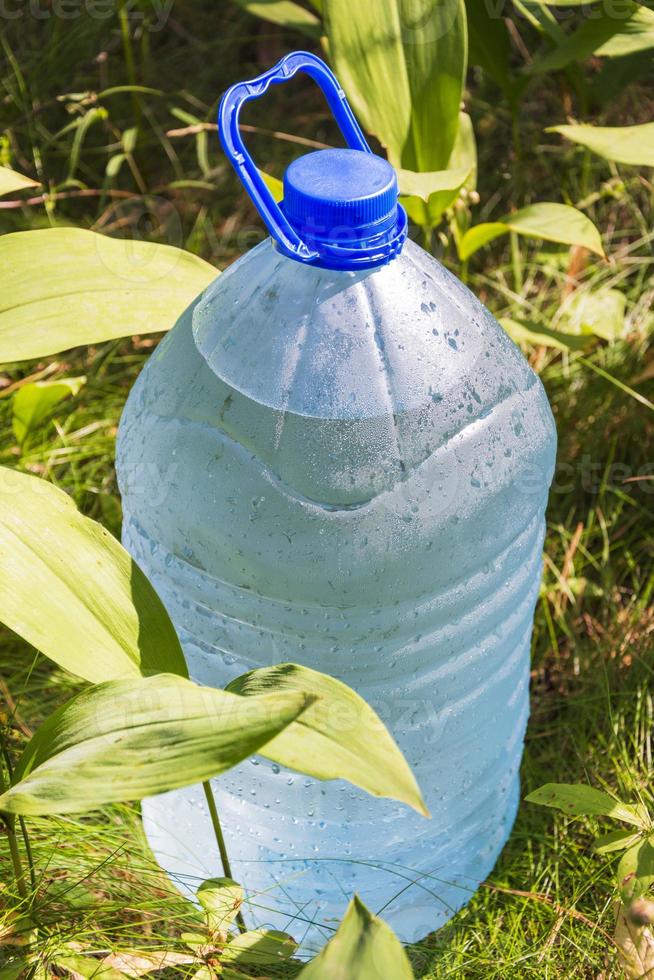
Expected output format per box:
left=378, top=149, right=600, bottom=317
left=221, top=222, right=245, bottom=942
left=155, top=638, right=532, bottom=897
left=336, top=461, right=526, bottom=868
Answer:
left=458, top=221, right=506, bottom=258
left=0, top=961, right=29, bottom=980
left=52, top=954, right=125, bottom=979
left=557, top=288, right=626, bottom=341
left=500, top=316, right=592, bottom=352
left=325, top=0, right=467, bottom=171
left=223, top=929, right=297, bottom=964
left=597, top=5, right=654, bottom=58
left=595, top=829, right=642, bottom=854
left=447, top=110, right=477, bottom=190
left=230, top=0, right=322, bottom=37
left=12, top=376, right=86, bottom=444
left=0, top=166, right=39, bottom=197
left=634, top=803, right=651, bottom=826
left=459, top=203, right=604, bottom=260
left=399, top=165, right=471, bottom=227
left=197, top=878, right=244, bottom=932
left=397, top=166, right=471, bottom=201
left=549, top=122, right=654, bottom=167
left=298, top=895, right=414, bottom=979
left=526, top=783, right=648, bottom=828
left=0, top=675, right=311, bottom=816
left=181, top=931, right=212, bottom=954
left=619, top=839, right=654, bottom=901
left=0, top=466, right=188, bottom=683
left=227, top=663, right=429, bottom=817
left=530, top=3, right=654, bottom=73
left=493, top=203, right=604, bottom=256
left=0, top=228, right=216, bottom=363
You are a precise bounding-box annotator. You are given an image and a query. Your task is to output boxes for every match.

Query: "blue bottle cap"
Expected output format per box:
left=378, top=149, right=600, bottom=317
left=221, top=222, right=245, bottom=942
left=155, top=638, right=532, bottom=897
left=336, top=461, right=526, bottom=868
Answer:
left=281, top=148, right=406, bottom=271
left=218, top=51, right=408, bottom=272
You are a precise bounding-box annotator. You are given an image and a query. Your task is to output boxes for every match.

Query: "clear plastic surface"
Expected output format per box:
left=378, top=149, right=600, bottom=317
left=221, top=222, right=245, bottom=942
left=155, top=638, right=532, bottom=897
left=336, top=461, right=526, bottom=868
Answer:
left=116, top=238, right=556, bottom=952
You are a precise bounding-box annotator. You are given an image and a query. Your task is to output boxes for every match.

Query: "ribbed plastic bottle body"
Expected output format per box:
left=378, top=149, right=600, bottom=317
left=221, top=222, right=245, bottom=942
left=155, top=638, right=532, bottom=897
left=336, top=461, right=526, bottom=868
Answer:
left=116, top=239, right=556, bottom=950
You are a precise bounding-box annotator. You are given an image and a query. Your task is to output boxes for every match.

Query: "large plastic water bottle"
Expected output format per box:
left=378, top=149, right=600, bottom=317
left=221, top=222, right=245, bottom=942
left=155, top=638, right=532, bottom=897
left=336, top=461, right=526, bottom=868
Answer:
left=116, top=52, right=556, bottom=949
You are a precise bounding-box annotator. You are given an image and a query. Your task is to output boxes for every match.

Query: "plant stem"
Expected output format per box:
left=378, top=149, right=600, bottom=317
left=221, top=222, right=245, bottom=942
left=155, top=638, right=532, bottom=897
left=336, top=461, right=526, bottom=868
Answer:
left=117, top=0, right=141, bottom=126
left=202, top=781, right=247, bottom=933
left=510, top=100, right=522, bottom=164
left=18, top=816, right=37, bottom=893
left=1, top=743, right=36, bottom=893
left=510, top=231, right=523, bottom=295
left=422, top=225, right=433, bottom=254
left=5, top=816, right=28, bottom=902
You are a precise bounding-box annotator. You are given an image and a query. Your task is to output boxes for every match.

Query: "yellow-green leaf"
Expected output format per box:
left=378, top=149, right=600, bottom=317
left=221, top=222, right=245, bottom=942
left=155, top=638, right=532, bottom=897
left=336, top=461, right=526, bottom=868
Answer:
left=0, top=959, right=30, bottom=980
left=51, top=954, right=125, bottom=980
left=0, top=166, right=39, bottom=197
left=0, top=228, right=216, bottom=363
left=298, top=895, right=414, bottom=979
left=530, top=3, right=654, bottom=73
left=0, top=675, right=311, bottom=816
left=594, top=829, right=642, bottom=855
left=500, top=317, right=592, bottom=352
left=197, top=878, right=244, bottom=932
left=459, top=203, right=604, bottom=260
left=526, top=783, right=647, bottom=828
left=458, top=221, right=508, bottom=258
left=447, top=110, right=477, bottom=190
left=597, top=5, right=654, bottom=58
left=222, top=929, right=297, bottom=965
left=12, top=376, right=86, bottom=444
left=325, top=0, right=467, bottom=171
left=230, top=0, right=322, bottom=38
left=557, top=288, right=626, bottom=341
left=397, top=165, right=471, bottom=202
left=619, top=839, right=654, bottom=902
left=549, top=122, right=654, bottom=167
left=0, top=467, right=188, bottom=683
left=399, top=165, right=471, bottom=227
left=227, top=663, right=429, bottom=817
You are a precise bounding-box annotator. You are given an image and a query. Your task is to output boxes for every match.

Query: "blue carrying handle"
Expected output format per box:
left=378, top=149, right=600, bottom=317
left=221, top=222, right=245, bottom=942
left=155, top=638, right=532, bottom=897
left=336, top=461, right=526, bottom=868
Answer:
left=218, top=51, right=373, bottom=264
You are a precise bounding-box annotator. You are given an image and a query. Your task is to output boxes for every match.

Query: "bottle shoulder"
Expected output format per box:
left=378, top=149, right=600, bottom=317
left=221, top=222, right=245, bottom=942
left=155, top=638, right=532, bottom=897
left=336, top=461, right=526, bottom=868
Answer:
left=190, top=238, right=546, bottom=425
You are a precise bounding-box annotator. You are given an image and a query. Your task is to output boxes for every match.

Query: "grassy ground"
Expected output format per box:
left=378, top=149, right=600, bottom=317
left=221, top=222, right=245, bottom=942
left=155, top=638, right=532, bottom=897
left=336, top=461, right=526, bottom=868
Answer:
left=1, top=3, right=654, bottom=977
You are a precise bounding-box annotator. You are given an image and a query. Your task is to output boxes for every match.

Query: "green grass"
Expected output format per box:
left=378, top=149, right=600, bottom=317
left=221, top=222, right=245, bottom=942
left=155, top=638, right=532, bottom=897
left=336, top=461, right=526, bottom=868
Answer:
left=1, top=2, right=654, bottom=977
left=4, top=322, right=654, bottom=977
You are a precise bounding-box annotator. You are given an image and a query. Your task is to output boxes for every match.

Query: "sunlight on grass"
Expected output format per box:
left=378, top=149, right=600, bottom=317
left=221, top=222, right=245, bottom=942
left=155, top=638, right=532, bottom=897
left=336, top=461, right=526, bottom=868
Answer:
left=1, top=2, right=653, bottom=976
